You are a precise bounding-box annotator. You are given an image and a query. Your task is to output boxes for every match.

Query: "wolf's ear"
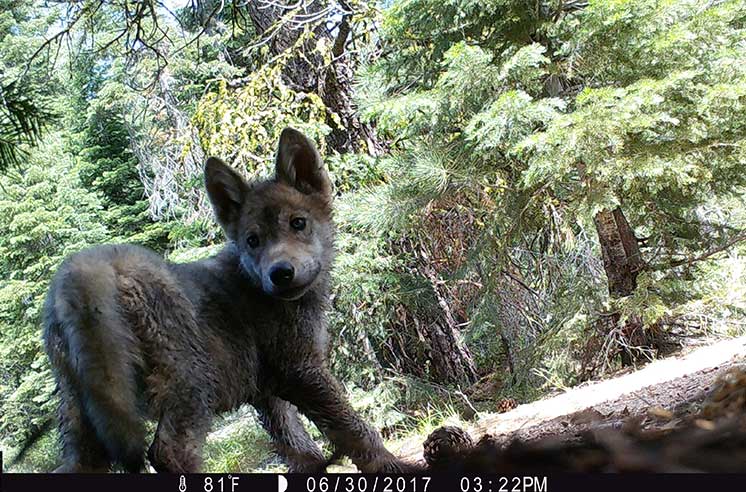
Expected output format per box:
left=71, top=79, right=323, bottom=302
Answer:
left=275, top=128, right=331, bottom=196
left=205, top=157, right=247, bottom=240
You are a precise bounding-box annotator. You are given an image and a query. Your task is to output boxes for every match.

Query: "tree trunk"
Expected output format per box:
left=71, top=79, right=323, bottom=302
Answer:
left=593, top=207, right=643, bottom=297
left=244, top=1, right=379, bottom=154
left=423, top=271, right=479, bottom=385
left=382, top=202, right=481, bottom=386
left=493, top=267, right=541, bottom=385
left=593, top=206, right=644, bottom=365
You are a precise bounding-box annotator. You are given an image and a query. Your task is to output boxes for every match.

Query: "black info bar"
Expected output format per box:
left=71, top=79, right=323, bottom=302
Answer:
left=1, top=473, right=745, bottom=492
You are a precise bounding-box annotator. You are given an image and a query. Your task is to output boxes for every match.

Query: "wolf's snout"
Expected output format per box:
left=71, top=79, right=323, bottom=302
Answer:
left=269, top=261, right=295, bottom=287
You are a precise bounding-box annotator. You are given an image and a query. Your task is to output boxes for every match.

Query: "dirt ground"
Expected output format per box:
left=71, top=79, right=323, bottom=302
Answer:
left=395, top=336, right=746, bottom=463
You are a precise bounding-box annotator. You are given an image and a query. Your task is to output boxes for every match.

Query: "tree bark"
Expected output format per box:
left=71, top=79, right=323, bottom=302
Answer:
left=245, top=1, right=323, bottom=92
left=593, top=207, right=644, bottom=297
left=493, top=267, right=540, bottom=385
left=382, top=201, right=481, bottom=386
left=244, top=1, right=379, bottom=154
left=593, top=206, right=645, bottom=366
left=423, top=271, right=479, bottom=385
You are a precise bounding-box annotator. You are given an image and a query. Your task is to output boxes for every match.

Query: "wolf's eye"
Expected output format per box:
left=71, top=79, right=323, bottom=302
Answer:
left=246, top=234, right=260, bottom=248
left=290, top=217, right=306, bottom=231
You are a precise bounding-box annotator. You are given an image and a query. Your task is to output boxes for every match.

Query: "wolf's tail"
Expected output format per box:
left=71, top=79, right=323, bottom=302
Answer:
left=44, top=257, right=146, bottom=472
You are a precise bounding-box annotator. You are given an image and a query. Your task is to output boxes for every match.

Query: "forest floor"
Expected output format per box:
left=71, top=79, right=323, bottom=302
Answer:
left=386, top=335, right=746, bottom=466
left=7, top=336, right=746, bottom=472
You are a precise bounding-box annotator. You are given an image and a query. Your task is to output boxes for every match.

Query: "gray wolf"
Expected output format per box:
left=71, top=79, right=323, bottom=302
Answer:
left=42, top=128, right=406, bottom=473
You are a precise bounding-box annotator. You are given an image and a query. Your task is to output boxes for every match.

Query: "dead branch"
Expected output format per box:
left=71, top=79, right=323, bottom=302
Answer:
left=651, top=230, right=746, bottom=270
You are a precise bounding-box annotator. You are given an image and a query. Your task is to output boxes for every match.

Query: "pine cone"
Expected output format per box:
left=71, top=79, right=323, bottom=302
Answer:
left=423, top=426, right=475, bottom=467
left=497, top=398, right=518, bottom=413
left=702, top=365, right=746, bottom=419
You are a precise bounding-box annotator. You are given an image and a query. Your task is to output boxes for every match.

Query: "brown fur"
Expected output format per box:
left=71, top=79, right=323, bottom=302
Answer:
left=43, top=128, right=406, bottom=473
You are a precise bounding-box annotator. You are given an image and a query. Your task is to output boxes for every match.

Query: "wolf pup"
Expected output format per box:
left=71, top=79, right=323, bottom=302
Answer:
left=43, top=128, right=407, bottom=473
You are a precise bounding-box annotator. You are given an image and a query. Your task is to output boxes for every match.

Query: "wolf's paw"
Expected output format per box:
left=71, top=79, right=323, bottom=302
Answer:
left=363, top=456, right=425, bottom=474
left=387, top=459, right=426, bottom=473
left=287, top=452, right=331, bottom=473
left=53, top=462, right=112, bottom=473
left=288, top=461, right=329, bottom=473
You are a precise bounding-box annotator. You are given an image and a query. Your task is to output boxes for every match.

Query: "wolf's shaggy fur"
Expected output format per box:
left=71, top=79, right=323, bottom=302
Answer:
left=43, top=129, right=404, bottom=473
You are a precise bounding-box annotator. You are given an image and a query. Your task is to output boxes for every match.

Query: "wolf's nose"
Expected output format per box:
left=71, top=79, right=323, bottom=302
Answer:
left=269, top=262, right=295, bottom=287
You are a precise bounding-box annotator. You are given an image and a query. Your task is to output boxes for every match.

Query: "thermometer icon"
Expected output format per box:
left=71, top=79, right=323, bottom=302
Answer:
left=179, top=475, right=187, bottom=492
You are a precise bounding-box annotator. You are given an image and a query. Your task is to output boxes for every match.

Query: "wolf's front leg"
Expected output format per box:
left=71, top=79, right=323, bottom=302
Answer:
left=255, top=395, right=328, bottom=472
left=281, top=366, right=410, bottom=473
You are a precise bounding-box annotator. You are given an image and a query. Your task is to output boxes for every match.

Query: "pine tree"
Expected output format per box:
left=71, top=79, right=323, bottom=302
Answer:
left=66, top=52, right=170, bottom=250
left=353, top=0, right=746, bottom=385
left=0, top=135, right=109, bottom=448
left=0, top=0, right=58, bottom=172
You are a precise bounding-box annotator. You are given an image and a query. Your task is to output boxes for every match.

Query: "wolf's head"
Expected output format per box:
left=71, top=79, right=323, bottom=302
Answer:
left=204, top=128, right=334, bottom=300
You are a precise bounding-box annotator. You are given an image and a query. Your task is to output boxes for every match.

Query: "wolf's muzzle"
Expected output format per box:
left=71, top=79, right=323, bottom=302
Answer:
left=269, top=261, right=295, bottom=287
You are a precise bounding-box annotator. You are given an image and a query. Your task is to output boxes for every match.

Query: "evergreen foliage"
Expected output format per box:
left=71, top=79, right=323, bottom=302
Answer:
left=0, top=0, right=57, bottom=171
left=0, top=135, right=109, bottom=446
left=349, top=0, right=746, bottom=388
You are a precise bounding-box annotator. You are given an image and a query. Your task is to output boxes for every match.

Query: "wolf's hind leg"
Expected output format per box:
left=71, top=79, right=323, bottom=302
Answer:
left=147, top=390, right=211, bottom=473
left=53, top=373, right=111, bottom=473
left=255, top=396, right=327, bottom=473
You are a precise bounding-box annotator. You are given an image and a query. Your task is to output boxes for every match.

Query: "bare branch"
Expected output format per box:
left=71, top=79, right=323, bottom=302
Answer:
left=170, top=0, right=225, bottom=57
left=21, top=1, right=97, bottom=79
left=652, top=230, right=746, bottom=270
